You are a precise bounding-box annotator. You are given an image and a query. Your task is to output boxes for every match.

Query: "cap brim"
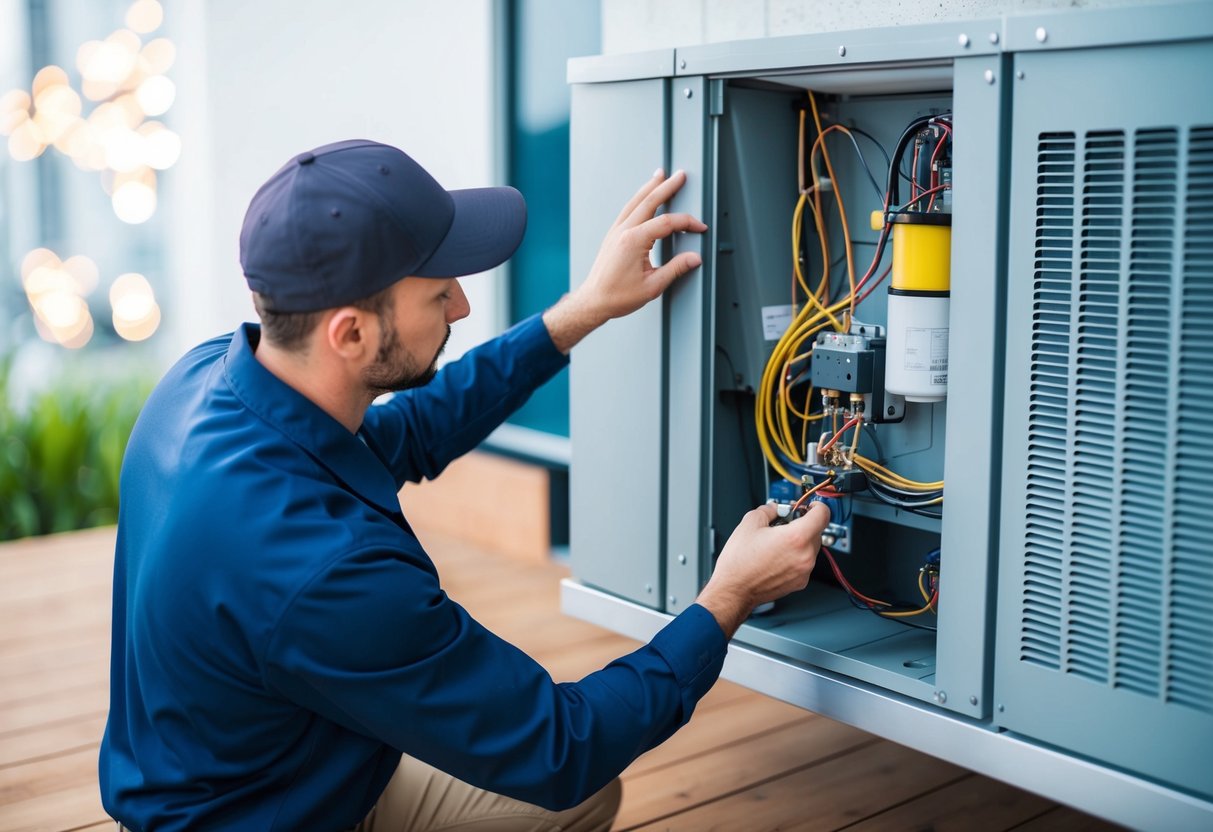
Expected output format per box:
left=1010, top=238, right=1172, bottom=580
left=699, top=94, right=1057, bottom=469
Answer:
left=413, top=186, right=526, bottom=278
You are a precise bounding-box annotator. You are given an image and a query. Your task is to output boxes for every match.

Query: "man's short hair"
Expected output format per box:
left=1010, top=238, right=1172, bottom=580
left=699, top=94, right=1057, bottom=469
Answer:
left=252, top=283, right=396, bottom=351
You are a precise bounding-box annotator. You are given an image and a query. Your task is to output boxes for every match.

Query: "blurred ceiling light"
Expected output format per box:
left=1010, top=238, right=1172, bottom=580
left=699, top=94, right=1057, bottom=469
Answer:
left=32, top=65, right=69, bottom=97
left=63, top=255, right=101, bottom=295
left=34, top=289, right=90, bottom=337
left=9, top=119, right=47, bottom=161
left=113, top=301, right=160, bottom=341
left=140, top=38, right=175, bottom=75
left=125, top=0, right=163, bottom=35
left=32, top=84, right=83, bottom=144
left=0, top=89, right=31, bottom=135
left=135, top=75, right=174, bottom=116
left=23, top=264, right=76, bottom=298
left=139, top=121, right=180, bottom=169
left=109, top=271, right=153, bottom=305
left=112, top=179, right=157, bottom=223
left=111, top=93, right=144, bottom=127
left=21, top=247, right=60, bottom=279
left=105, top=127, right=146, bottom=172
left=110, top=271, right=162, bottom=341
left=83, top=38, right=137, bottom=86
left=107, top=29, right=143, bottom=56
left=113, top=289, right=155, bottom=324
left=59, top=313, right=95, bottom=348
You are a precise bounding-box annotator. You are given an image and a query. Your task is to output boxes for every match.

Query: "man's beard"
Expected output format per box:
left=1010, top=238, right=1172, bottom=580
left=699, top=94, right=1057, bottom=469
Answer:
left=362, top=319, right=450, bottom=395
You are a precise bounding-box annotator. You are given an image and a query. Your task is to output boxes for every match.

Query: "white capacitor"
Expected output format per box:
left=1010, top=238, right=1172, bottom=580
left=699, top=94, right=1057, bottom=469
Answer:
left=885, top=291, right=949, bottom=402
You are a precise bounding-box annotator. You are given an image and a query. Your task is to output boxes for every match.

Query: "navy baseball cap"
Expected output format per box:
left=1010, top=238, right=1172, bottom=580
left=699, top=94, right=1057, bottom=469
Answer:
left=239, top=139, right=526, bottom=313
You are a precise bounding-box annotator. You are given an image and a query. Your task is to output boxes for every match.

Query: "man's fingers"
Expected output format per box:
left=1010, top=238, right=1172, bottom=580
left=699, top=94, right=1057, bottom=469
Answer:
left=793, top=501, right=832, bottom=540
left=634, top=212, right=708, bottom=246
left=646, top=251, right=703, bottom=296
left=625, top=169, right=688, bottom=226
left=613, top=169, right=666, bottom=226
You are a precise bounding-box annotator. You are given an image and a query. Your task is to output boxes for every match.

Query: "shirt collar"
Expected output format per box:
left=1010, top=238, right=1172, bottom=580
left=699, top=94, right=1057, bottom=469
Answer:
left=223, top=323, right=403, bottom=515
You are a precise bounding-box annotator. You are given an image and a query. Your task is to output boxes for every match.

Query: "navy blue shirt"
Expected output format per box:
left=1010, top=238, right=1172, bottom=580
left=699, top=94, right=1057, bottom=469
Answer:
left=100, top=314, right=727, bottom=831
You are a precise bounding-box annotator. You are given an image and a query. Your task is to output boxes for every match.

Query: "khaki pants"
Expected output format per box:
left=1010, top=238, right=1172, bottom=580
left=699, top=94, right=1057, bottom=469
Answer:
left=355, top=755, right=622, bottom=832
left=115, top=757, right=620, bottom=832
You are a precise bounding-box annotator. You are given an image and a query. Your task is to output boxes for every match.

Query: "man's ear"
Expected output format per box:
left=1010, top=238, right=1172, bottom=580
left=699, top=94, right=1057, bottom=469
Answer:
left=324, top=307, right=373, bottom=360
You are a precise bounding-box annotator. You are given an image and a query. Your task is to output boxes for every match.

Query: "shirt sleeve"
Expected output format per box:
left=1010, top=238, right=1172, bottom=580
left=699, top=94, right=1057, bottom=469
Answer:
left=360, top=313, right=568, bottom=486
left=262, top=544, right=726, bottom=811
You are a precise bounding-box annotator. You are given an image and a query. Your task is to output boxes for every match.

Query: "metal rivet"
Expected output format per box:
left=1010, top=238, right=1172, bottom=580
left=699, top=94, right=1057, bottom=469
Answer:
left=1016, top=70, right=1025, bottom=80
left=958, top=33, right=970, bottom=48
left=683, top=87, right=692, bottom=98
left=678, top=554, right=687, bottom=565
left=838, top=45, right=846, bottom=57
left=668, top=595, right=678, bottom=605
left=970, top=695, right=979, bottom=706
left=679, top=58, right=687, bottom=70
left=984, top=69, right=995, bottom=84
left=989, top=32, right=999, bottom=44
left=644, top=583, right=652, bottom=593
left=932, top=691, right=941, bottom=702
left=1035, top=26, right=1047, bottom=43
left=938, top=691, right=948, bottom=704
left=998, top=703, right=1006, bottom=713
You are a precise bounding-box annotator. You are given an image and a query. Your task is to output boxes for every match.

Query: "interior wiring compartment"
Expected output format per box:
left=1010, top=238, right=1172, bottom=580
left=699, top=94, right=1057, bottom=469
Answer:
left=710, top=77, right=952, bottom=706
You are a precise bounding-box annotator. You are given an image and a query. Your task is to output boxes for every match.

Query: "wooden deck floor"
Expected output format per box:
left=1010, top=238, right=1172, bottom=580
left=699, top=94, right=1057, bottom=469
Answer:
left=0, top=526, right=1122, bottom=831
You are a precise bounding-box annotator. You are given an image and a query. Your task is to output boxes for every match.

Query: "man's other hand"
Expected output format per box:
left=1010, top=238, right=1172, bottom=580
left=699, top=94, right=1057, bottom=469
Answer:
left=543, top=169, right=708, bottom=353
left=695, top=502, right=832, bottom=639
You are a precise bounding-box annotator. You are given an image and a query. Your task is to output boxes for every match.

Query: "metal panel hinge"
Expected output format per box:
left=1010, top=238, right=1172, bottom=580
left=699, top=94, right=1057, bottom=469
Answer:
left=709, top=79, right=725, bottom=117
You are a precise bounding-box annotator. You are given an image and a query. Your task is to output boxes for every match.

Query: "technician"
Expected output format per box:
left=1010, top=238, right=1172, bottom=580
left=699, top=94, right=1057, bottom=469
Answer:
left=100, top=139, right=829, bottom=831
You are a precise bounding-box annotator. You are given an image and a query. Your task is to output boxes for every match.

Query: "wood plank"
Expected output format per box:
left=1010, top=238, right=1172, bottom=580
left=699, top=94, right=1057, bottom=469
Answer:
left=1007, top=805, right=1128, bottom=831
left=0, top=714, right=107, bottom=770
left=625, top=691, right=809, bottom=778
left=627, top=740, right=967, bottom=832
left=0, top=746, right=107, bottom=832
left=846, top=772, right=1055, bottom=831
left=616, top=716, right=874, bottom=829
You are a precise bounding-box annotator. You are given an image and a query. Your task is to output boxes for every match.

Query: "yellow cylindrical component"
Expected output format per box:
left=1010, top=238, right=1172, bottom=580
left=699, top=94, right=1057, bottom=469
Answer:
left=891, top=219, right=951, bottom=292
left=869, top=209, right=884, bottom=231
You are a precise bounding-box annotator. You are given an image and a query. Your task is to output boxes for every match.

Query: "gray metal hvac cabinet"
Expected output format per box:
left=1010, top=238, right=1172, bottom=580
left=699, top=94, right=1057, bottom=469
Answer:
left=564, top=3, right=1213, bottom=830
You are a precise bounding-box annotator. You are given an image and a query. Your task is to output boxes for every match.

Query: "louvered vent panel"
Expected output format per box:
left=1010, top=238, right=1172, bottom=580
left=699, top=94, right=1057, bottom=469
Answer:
left=1021, top=132, right=1076, bottom=671
left=1067, top=131, right=1124, bottom=683
left=1171, top=126, right=1213, bottom=714
left=1117, top=129, right=1177, bottom=697
left=1021, top=124, right=1213, bottom=714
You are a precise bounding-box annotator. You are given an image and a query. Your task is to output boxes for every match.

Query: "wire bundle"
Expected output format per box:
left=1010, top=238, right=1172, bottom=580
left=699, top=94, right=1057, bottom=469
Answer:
left=755, top=91, right=950, bottom=505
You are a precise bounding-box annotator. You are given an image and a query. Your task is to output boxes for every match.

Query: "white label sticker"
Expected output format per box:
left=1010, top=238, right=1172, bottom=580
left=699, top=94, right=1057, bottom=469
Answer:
left=904, top=327, right=949, bottom=372
left=761, top=304, right=793, bottom=340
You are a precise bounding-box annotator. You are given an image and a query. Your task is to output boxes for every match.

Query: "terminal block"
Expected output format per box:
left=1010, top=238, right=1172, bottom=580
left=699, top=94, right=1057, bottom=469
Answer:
left=811, top=324, right=906, bottom=423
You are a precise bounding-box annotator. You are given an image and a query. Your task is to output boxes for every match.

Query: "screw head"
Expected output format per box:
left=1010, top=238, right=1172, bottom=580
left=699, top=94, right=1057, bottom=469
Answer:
left=958, top=33, right=970, bottom=48
left=677, top=554, right=687, bottom=565
left=998, top=703, right=1006, bottom=713
left=1035, top=26, right=1048, bottom=43
left=680, top=58, right=687, bottom=70
left=969, top=695, right=979, bottom=706
left=984, top=69, right=995, bottom=84
left=932, top=691, right=941, bottom=703
left=683, top=87, right=692, bottom=99
left=989, top=32, right=999, bottom=44
left=644, top=583, right=652, bottom=593
left=938, top=691, right=948, bottom=704
left=1016, top=69, right=1025, bottom=80
left=838, top=45, right=846, bottom=57
left=668, top=595, right=678, bottom=606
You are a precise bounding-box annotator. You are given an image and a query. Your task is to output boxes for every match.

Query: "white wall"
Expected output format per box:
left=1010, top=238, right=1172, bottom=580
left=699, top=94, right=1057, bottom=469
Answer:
left=602, top=0, right=1152, bottom=52
left=168, top=0, right=502, bottom=361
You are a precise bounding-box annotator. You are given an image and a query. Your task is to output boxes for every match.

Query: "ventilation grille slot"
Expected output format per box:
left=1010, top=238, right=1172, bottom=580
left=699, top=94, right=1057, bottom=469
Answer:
left=1022, top=132, right=1076, bottom=671
left=1171, top=125, right=1213, bottom=713
left=1020, top=125, right=1213, bottom=715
